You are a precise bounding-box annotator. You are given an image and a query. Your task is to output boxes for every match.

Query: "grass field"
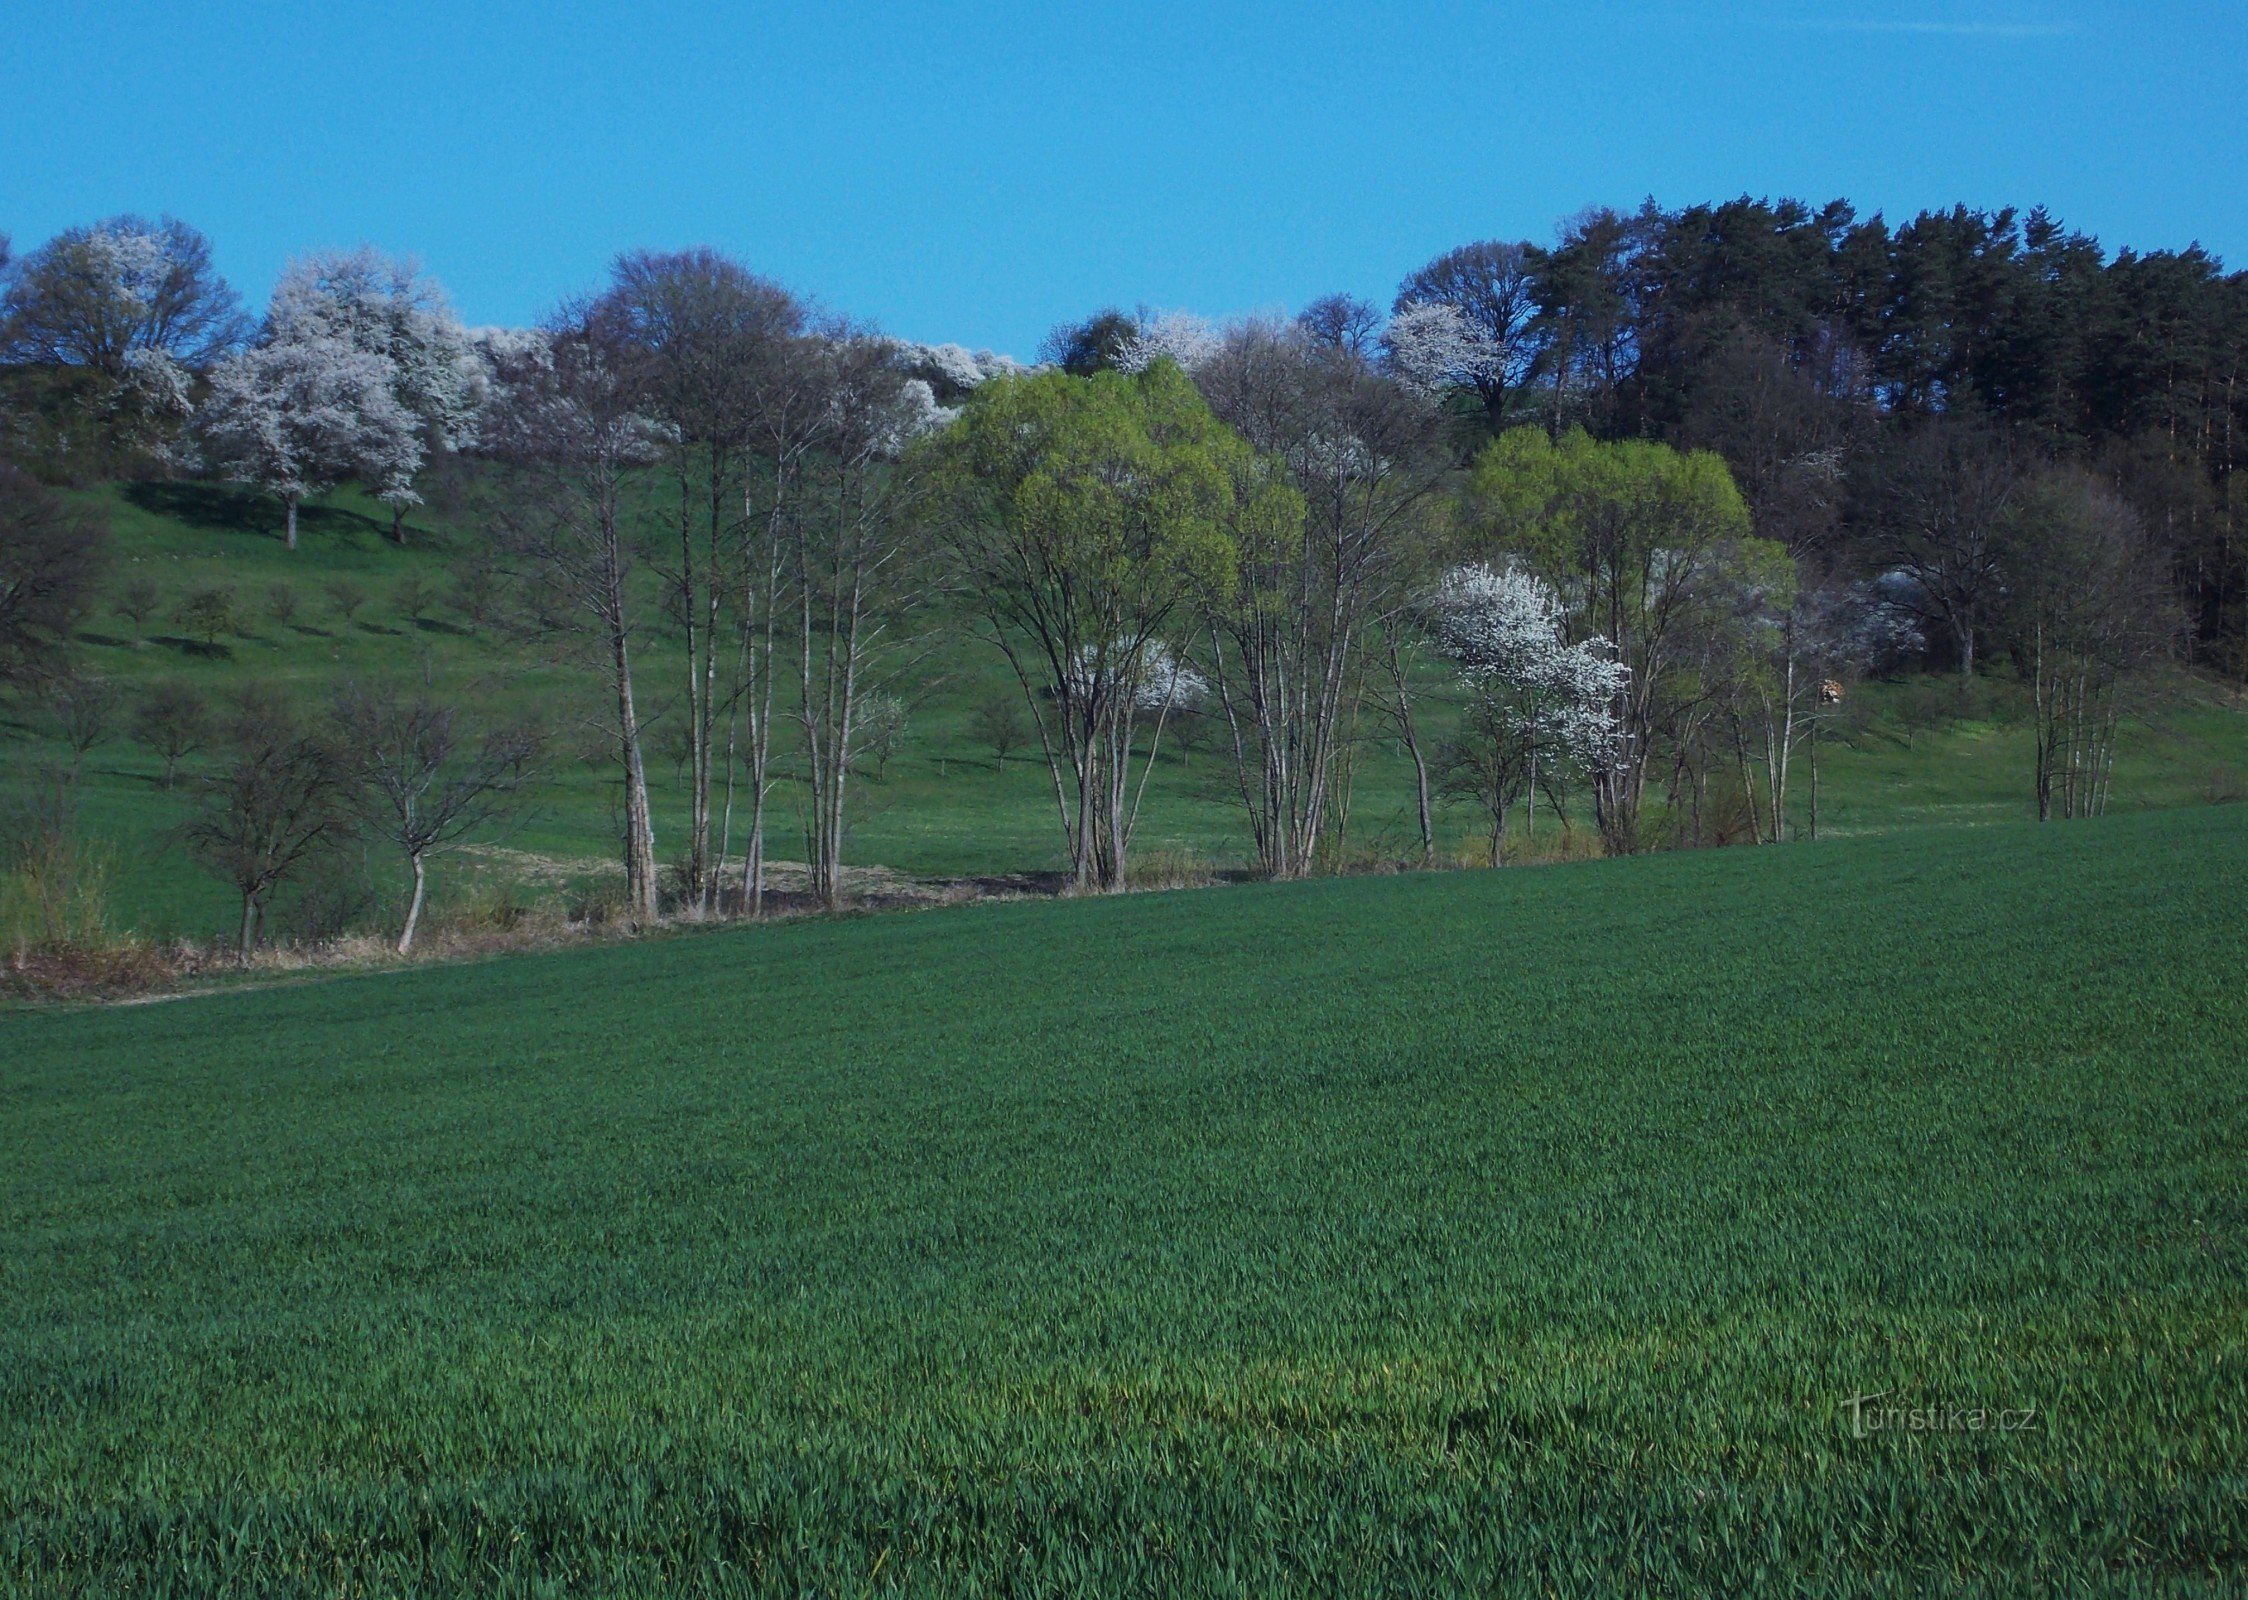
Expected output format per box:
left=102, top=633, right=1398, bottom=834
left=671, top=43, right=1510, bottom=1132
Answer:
left=9, top=479, right=2248, bottom=945
left=5, top=804, right=2245, bottom=1594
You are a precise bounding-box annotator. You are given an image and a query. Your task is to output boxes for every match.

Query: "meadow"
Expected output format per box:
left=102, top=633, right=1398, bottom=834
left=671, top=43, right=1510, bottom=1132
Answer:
left=10, top=479, right=2248, bottom=950
left=4, top=803, right=2245, bottom=1594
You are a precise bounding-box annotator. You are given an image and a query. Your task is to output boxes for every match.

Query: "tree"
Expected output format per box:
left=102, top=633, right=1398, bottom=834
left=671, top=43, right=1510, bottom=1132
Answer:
left=195, top=325, right=420, bottom=549
left=0, top=215, right=244, bottom=455
left=329, top=684, right=541, bottom=953
left=324, top=578, right=368, bottom=627
left=924, top=362, right=1240, bottom=890
left=599, top=248, right=802, bottom=915
left=1423, top=562, right=1626, bottom=864
left=0, top=466, right=107, bottom=688
left=970, top=690, right=1027, bottom=764
left=785, top=332, right=941, bottom=910
left=482, top=303, right=667, bottom=924
left=113, top=575, right=161, bottom=641
left=1393, top=240, right=1543, bottom=424
left=1190, top=317, right=1444, bottom=877
left=131, top=681, right=208, bottom=789
left=44, top=674, right=119, bottom=783
left=173, top=585, right=236, bottom=649
left=264, top=580, right=300, bottom=631
left=266, top=247, right=484, bottom=542
left=1039, top=308, right=1139, bottom=376
left=1464, top=428, right=1778, bottom=854
left=2002, top=470, right=2180, bottom=819
left=1297, top=294, right=1384, bottom=357
left=182, top=695, right=349, bottom=959
left=391, top=573, right=438, bottom=626
left=1857, top=415, right=2019, bottom=680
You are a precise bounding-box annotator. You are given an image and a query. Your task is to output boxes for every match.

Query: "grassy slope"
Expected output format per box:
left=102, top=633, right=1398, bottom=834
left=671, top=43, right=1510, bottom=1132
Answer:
left=5, top=805, right=2245, bottom=1594
left=9, top=480, right=2248, bottom=942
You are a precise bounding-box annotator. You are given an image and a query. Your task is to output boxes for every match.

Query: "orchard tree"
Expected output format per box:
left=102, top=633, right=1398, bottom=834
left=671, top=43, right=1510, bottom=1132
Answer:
left=195, top=332, right=418, bottom=549
left=183, top=695, right=350, bottom=959
left=265, top=247, right=485, bottom=541
left=923, top=362, right=1240, bottom=890
left=131, top=680, right=209, bottom=788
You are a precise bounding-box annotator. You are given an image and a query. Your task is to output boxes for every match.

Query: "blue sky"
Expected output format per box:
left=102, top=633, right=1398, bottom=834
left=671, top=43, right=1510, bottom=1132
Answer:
left=3, top=2, right=2241, bottom=356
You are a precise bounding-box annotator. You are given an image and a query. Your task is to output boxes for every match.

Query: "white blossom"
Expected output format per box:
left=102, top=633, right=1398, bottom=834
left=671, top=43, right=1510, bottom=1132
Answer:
left=1384, top=300, right=1503, bottom=399
left=1116, top=310, right=1220, bottom=376
left=1065, top=637, right=1207, bottom=712
left=1424, top=561, right=1627, bottom=767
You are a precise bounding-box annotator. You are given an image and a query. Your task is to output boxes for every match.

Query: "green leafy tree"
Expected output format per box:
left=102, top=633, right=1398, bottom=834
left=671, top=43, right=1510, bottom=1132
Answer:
left=1463, top=427, right=1783, bottom=853
left=923, top=361, right=1243, bottom=889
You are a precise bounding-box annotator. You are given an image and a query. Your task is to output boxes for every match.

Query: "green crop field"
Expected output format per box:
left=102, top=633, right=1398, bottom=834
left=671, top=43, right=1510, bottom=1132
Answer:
left=5, top=804, right=2245, bottom=1595
left=8, top=480, right=2248, bottom=946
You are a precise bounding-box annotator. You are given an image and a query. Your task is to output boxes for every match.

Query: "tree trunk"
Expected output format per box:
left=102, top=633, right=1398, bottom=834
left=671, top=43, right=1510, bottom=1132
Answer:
left=398, top=851, right=427, bottom=955
left=390, top=504, right=407, bottom=546
left=238, top=894, right=259, bottom=962
left=612, top=626, right=659, bottom=925
left=284, top=494, right=299, bottom=551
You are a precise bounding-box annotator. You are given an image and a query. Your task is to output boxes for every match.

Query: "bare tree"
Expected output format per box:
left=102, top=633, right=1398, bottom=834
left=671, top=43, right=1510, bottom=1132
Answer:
left=788, top=333, right=937, bottom=909
left=482, top=305, right=666, bottom=923
left=44, top=674, right=117, bottom=783
left=329, top=684, right=541, bottom=952
left=131, top=680, right=208, bottom=788
left=0, top=466, right=108, bottom=688
left=2004, top=469, right=2180, bottom=819
left=601, top=249, right=803, bottom=916
left=113, top=575, right=162, bottom=642
left=1859, top=415, right=2020, bottom=681
left=183, top=695, right=349, bottom=959
left=1192, top=320, right=1446, bottom=876
left=1296, top=294, right=1384, bottom=358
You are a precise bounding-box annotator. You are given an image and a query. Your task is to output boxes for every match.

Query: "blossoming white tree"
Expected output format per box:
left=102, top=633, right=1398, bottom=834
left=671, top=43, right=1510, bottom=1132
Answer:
left=194, top=334, right=419, bottom=549
left=1383, top=301, right=1504, bottom=402
left=1116, top=310, right=1220, bottom=375
left=1423, top=560, right=1627, bottom=863
left=265, top=248, right=484, bottom=540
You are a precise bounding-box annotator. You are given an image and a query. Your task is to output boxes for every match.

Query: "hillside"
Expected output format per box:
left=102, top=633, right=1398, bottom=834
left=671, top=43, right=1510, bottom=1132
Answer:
left=5, top=806, right=2244, bottom=1594
left=10, top=480, right=2248, bottom=948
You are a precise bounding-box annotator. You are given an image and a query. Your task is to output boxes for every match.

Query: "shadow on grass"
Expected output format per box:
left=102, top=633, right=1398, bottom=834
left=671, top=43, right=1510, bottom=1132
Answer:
left=122, top=482, right=396, bottom=551
left=75, top=631, right=137, bottom=649
left=412, top=617, right=470, bottom=636
left=149, top=635, right=233, bottom=660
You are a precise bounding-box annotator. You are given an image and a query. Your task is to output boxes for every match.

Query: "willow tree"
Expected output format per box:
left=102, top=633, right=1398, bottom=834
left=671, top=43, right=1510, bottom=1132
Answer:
left=924, top=361, right=1240, bottom=890
left=1463, top=428, right=1780, bottom=853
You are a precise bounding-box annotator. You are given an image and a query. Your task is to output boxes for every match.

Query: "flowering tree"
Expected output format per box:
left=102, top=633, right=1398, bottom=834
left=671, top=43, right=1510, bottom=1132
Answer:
left=266, top=248, right=484, bottom=541
left=1423, top=561, right=1626, bottom=863
left=1116, top=310, right=1220, bottom=376
left=194, top=334, right=418, bottom=549
left=0, top=215, right=245, bottom=454
left=1383, top=301, right=1504, bottom=403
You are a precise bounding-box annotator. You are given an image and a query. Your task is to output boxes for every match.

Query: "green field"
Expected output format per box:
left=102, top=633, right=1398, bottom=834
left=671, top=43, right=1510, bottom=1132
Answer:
left=5, top=804, right=2245, bottom=1594
left=10, top=480, right=2248, bottom=945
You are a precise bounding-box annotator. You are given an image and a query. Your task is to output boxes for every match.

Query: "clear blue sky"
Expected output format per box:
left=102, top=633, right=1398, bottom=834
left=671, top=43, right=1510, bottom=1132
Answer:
left=4, top=2, right=2241, bottom=357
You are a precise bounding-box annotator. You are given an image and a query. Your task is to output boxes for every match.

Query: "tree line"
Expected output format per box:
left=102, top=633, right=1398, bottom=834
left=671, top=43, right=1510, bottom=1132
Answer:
left=2, top=197, right=2238, bottom=955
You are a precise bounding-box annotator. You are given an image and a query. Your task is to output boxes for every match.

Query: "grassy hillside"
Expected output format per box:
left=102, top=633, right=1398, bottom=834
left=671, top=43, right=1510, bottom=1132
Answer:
left=5, top=806, right=2244, bottom=1594
left=8, top=479, right=2248, bottom=945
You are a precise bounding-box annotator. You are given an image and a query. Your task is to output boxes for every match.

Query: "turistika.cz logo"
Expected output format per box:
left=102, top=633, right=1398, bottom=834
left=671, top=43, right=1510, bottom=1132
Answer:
left=1842, top=1391, right=2041, bottom=1439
